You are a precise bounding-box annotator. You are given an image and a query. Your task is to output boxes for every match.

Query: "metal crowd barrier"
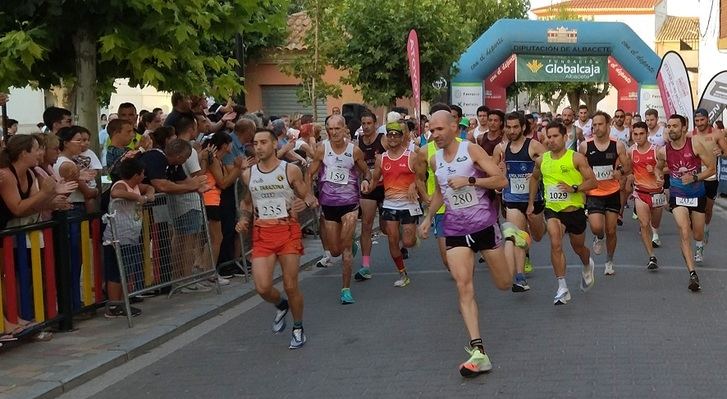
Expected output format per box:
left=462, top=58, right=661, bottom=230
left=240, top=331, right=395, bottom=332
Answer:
left=0, top=212, right=106, bottom=341
left=103, top=192, right=220, bottom=327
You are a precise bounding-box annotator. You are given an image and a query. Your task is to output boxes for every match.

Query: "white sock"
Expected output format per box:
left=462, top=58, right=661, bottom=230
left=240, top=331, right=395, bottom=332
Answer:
left=557, top=277, right=567, bottom=291
left=324, top=250, right=332, bottom=258
left=696, top=241, right=704, bottom=249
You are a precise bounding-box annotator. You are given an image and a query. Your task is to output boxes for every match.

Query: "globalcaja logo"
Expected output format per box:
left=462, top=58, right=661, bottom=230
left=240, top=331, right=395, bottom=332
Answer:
left=527, top=59, right=544, bottom=73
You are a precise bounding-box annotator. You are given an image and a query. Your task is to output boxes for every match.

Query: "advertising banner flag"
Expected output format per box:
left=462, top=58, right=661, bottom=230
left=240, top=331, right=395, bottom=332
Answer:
left=697, top=70, right=727, bottom=124
left=407, top=30, right=421, bottom=127
left=516, top=55, right=607, bottom=82
left=656, top=51, right=694, bottom=126
left=484, top=54, right=516, bottom=111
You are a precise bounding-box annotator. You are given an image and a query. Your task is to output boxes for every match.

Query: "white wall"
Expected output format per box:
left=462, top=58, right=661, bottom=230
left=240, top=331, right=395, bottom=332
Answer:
left=108, top=79, right=172, bottom=116
left=593, top=14, right=657, bottom=50
left=697, top=0, right=727, bottom=96
left=6, top=86, right=46, bottom=133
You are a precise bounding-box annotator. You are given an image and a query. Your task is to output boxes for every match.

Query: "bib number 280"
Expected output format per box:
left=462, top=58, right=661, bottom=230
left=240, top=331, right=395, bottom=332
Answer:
left=447, top=186, right=476, bottom=210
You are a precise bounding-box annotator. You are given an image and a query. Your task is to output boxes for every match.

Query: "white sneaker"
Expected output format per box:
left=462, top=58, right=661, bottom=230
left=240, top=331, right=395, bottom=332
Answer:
left=604, top=261, right=615, bottom=276
left=216, top=276, right=231, bottom=286
left=652, top=232, right=662, bottom=248
left=592, top=236, right=603, bottom=255
left=393, top=274, right=411, bottom=287
left=580, top=258, right=595, bottom=292
left=553, top=287, right=571, bottom=305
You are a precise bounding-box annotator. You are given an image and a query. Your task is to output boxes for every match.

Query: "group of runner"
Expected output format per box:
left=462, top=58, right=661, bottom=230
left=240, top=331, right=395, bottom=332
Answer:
left=234, top=104, right=723, bottom=378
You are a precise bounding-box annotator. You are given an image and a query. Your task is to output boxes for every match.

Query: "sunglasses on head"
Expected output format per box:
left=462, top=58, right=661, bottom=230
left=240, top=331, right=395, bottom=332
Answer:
left=386, top=131, right=403, bottom=137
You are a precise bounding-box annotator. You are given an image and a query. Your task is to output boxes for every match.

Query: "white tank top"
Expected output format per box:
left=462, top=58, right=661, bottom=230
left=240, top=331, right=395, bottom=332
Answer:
left=249, top=161, right=295, bottom=223
left=648, top=126, right=666, bottom=147
left=53, top=154, right=85, bottom=203
left=576, top=119, right=592, bottom=139
left=610, top=126, right=630, bottom=147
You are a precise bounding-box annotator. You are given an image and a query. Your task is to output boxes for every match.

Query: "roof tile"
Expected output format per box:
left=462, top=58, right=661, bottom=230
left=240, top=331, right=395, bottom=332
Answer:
left=532, top=0, right=663, bottom=14
left=283, top=11, right=311, bottom=51
left=656, top=16, right=699, bottom=42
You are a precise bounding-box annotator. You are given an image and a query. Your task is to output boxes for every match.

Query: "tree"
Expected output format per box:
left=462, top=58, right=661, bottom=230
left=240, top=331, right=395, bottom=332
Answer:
left=280, top=4, right=342, bottom=122
left=459, top=0, right=530, bottom=39
left=0, top=0, right=288, bottom=151
left=327, top=0, right=475, bottom=106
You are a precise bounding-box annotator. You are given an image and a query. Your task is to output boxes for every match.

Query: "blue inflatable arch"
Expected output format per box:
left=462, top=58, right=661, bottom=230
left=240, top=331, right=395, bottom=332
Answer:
left=451, top=19, right=661, bottom=114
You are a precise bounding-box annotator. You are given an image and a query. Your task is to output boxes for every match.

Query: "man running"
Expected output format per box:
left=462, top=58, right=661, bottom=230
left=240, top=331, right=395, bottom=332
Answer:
left=493, top=112, right=546, bottom=291
left=235, top=129, right=315, bottom=349
left=418, top=110, right=511, bottom=378
left=469, top=105, right=489, bottom=143
left=307, top=115, right=371, bottom=304
left=579, top=111, right=630, bottom=276
left=629, top=121, right=665, bottom=270
left=529, top=121, right=597, bottom=305
left=561, top=107, right=585, bottom=151
left=575, top=105, right=593, bottom=140
left=355, top=111, right=386, bottom=281
left=691, top=108, right=727, bottom=260
left=477, top=109, right=505, bottom=156
left=644, top=108, right=667, bottom=246
left=655, top=114, right=715, bottom=290
left=368, top=121, right=427, bottom=287
left=610, top=109, right=634, bottom=223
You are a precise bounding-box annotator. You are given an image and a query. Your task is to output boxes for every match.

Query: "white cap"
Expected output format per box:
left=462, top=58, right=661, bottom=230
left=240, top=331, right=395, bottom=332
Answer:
left=386, top=111, right=401, bottom=123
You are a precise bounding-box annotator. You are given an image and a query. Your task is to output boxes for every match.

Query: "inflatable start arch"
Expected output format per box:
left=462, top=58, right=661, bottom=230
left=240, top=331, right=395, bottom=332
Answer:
left=451, top=19, right=661, bottom=115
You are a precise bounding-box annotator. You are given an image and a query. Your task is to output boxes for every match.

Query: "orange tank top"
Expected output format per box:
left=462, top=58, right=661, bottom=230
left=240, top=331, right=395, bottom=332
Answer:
left=203, top=170, right=221, bottom=206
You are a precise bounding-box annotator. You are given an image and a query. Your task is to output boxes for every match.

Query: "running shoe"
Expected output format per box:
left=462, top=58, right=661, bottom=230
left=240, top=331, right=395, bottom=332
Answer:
left=501, top=222, right=531, bottom=249
left=688, top=272, right=701, bottom=292
left=459, top=347, right=492, bottom=377
left=524, top=256, right=533, bottom=274
left=604, top=260, right=615, bottom=276
left=272, top=306, right=288, bottom=333
left=580, top=258, right=595, bottom=292
left=647, top=256, right=658, bottom=271
left=617, top=215, right=623, bottom=226
left=632, top=210, right=638, bottom=220
left=352, top=240, right=359, bottom=257
left=401, top=247, right=409, bottom=259
left=104, top=305, right=141, bottom=319
left=553, top=287, right=571, bottom=305
left=354, top=267, right=372, bottom=281
left=209, top=275, right=231, bottom=286
left=592, top=236, right=604, bottom=255
left=652, top=232, right=661, bottom=248
left=393, top=274, right=410, bottom=287
left=316, top=256, right=333, bottom=268
left=512, top=278, right=530, bottom=292
left=289, top=327, right=306, bottom=349
left=695, top=246, right=704, bottom=264
left=340, top=288, right=355, bottom=305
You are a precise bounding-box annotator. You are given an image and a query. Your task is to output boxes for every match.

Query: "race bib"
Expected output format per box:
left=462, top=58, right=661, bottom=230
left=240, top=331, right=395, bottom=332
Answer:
left=257, top=198, right=289, bottom=219
left=593, top=165, right=614, bottom=181
left=408, top=204, right=423, bottom=216
left=509, top=177, right=528, bottom=194
left=651, top=193, right=666, bottom=208
left=326, top=166, right=350, bottom=185
left=446, top=186, right=477, bottom=210
left=546, top=186, right=569, bottom=202
left=675, top=197, right=698, bottom=207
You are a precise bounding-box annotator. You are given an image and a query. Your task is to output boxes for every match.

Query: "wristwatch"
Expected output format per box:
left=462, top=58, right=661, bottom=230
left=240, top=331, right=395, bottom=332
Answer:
left=571, top=184, right=579, bottom=193
left=692, top=172, right=699, bottom=183
left=468, top=176, right=476, bottom=186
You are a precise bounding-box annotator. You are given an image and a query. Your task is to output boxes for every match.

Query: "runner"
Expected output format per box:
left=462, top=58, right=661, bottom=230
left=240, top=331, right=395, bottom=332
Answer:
left=560, top=107, right=585, bottom=151
left=691, top=108, right=727, bottom=260
left=476, top=109, right=504, bottom=156
left=492, top=112, right=546, bottom=291
left=307, top=115, right=371, bottom=304
left=655, top=114, right=715, bottom=290
left=367, top=121, right=427, bottom=287
left=644, top=108, right=667, bottom=246
left=579, top=111, right=630, bottom=276
left=235, top=129, right=316, bottom=349
left=469, top=105, right=489, bottom=143
left=575, top=105, right=593, bottom=140
left=355, top=111, right=387, bottom=282
left=418, top=110, right=512, bottom=378
left=628, top=121, right=665, bottom=270
left=611, top=109, right=634, bottom=224
left=529, top=121, right=597, bottom=305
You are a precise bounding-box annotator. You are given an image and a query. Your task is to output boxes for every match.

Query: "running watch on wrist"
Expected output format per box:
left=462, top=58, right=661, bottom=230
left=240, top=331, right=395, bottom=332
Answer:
left=468, top=176, right=476, bottom=186
left=571, top=184, right=579, bottom=193
left=692, top=172, right=699, bottom=183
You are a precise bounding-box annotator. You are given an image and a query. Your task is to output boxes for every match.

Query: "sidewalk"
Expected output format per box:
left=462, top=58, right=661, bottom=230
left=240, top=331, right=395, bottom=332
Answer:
left=0, top=235, right=327, bottom=399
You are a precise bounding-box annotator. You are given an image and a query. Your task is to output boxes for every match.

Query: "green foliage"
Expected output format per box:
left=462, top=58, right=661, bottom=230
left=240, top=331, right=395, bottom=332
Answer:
left=459, top=0, right=530, bottom=39
left=326, top=0, right=476, bottom=106
left=0, top=0, right=290, bottom=100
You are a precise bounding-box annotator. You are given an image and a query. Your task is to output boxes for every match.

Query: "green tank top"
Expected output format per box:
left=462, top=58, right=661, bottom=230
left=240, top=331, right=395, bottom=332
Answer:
left=427, top=138, right=461, bottom=215
left=541, top=149, right=585, bottom=212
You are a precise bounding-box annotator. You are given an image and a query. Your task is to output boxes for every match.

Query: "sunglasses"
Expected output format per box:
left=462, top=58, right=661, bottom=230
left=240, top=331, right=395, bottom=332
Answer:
left=386, top=131, right=403, bottom=137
